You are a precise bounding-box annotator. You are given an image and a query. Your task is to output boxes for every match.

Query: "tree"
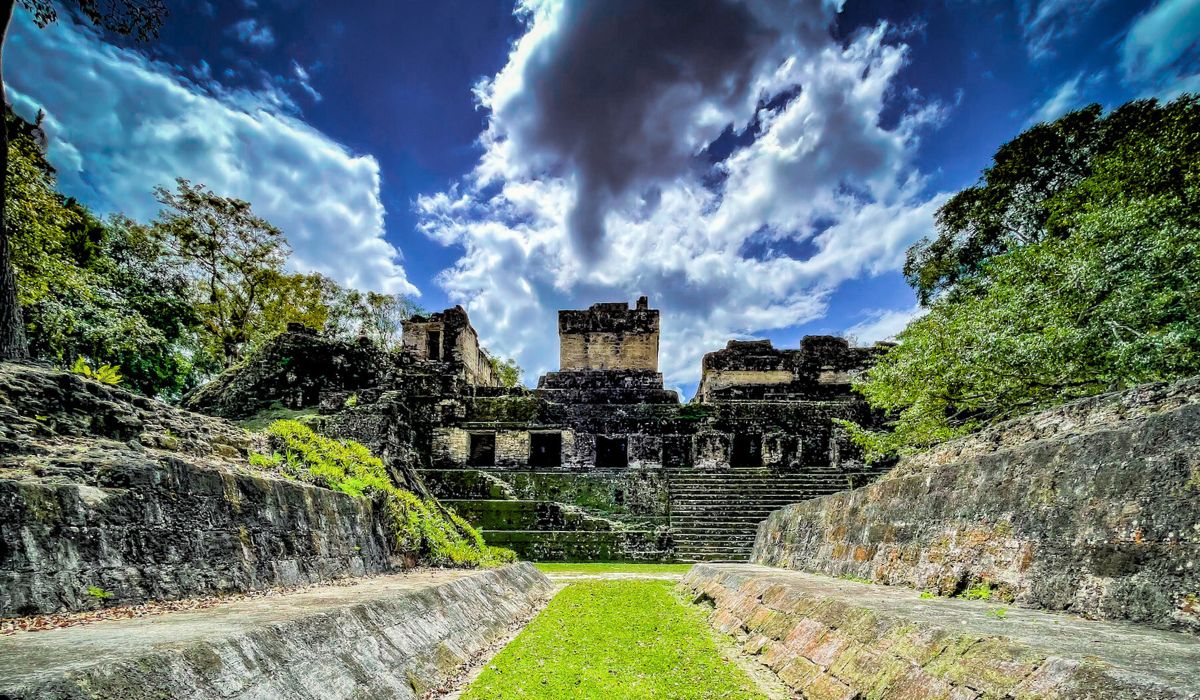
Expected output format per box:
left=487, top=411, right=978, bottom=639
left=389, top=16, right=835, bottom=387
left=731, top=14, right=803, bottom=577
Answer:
left=489, top=354, right=522, bottom=388
left=846, top=94, right=1200, bottom=461
left=0, top=0, right=167, bottom=359
left=152, top=179, right=290, bottom=368
left=903, top=99, right=1169, bottom=304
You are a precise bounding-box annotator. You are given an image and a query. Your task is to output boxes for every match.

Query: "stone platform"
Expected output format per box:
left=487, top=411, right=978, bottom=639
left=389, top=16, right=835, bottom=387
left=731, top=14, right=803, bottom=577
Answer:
left=0, top=564, right=553, bottom=700
left=682, top=563, right=1200, bottom=700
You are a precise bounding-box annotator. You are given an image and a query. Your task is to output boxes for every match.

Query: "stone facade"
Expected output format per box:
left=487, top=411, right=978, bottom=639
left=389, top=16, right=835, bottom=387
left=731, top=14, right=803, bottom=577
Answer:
left=558, top=296, right=659, bottom=371
left=402, top=305, right=501, bottom=387
left=752, top=377, right=1200, bottom=634
left=178, top=298, right=890, bottom=562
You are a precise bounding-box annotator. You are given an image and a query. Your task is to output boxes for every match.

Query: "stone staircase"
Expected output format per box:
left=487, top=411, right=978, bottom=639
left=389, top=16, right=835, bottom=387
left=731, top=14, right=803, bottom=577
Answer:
left=668, top=467, right=886, bottom=562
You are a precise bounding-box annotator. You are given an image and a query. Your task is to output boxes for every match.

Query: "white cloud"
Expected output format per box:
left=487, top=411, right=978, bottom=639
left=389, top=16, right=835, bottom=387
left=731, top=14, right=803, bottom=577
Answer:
left=5, top=13, right=415, bottom=296
left=1018, top=0, right=1106, bottom=61
left=1026, top=71, right=1106, bottom=125
left=418, top=2, right=947, bottom=386
left=843, top=304, right=926, bottom=344
left=1028, top=73, right=1083, bottom=125
left=230, top=18, right=275, bottom=48
left=1121, top=0, right=1200, bottom=98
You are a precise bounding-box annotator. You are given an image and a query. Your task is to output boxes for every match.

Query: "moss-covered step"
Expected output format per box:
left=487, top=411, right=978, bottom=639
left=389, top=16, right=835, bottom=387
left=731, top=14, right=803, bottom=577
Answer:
left=483, top=529, right=673, bottom=562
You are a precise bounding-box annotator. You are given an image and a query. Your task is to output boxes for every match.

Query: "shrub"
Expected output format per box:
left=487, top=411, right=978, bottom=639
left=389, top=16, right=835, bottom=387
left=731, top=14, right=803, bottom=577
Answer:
left=70, top=357, right=123, bottom=386
left=252, top=420, right=514, bottom=568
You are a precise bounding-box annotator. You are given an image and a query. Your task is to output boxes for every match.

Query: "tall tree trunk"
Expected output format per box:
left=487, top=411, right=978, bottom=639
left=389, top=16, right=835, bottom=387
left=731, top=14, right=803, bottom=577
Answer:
left=0, top=0, right=28, bottom=360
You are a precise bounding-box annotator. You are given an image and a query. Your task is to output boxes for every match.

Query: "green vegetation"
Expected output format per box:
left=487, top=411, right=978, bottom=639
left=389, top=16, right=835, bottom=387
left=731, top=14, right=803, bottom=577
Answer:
left=919, top=591, right=936, bottom=599
left=988, top=607, right=1009, bottom=619
left=838, top=574, right=873, bottom=585
left=4, top=110, right=420, bottom=397
left=844, top=95, right=1200, bottom=460
left=534, top=562, right=693, bottom=575
left=958, top=583, right=994, bottom=601
left=463, top=580, right=763, bottom=699
left=85, top=585, right=113, bottom=600
left=488, top=354, right=523, bottom=387
left=70, top=357, right=123, bottom=386
left=237, top=403, right=320, bottom=432
left=252, top=420, right=514, bottom=568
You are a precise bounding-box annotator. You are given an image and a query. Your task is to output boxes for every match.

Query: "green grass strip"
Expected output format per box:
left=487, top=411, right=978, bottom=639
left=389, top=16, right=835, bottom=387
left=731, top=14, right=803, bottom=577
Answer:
left=463, top=580, right=764, bottom=699
left=534, top=562, right=694, bottom=575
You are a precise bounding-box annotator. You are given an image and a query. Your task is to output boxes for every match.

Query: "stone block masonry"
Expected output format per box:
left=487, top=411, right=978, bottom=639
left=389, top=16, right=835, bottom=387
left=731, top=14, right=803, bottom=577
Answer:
left=752, top=377, right=1200, bottom=634
left=682, top=563, right=1200, bottom=700
left=0, top=564, right=554, bottom=700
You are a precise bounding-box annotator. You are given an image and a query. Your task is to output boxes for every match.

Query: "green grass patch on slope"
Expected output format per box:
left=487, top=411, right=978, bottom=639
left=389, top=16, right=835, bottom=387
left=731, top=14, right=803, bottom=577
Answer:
left=463, top=580, right=764, bottom=699
left=534, top=562, right=693, bottom=575
left=250, top=419, right=514, bottom=568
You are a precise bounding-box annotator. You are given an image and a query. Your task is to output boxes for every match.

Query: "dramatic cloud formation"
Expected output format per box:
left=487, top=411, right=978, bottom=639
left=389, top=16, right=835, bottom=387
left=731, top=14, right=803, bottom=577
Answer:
left=419, top=0, right=947, bottom=387
left=6, top=14, right=415, bottom=296
left=1121, top=0, right=1200, bottom=97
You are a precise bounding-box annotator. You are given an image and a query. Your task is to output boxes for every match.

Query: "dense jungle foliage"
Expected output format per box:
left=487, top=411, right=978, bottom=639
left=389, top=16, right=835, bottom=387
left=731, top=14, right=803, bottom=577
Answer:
left=845, top=94, right=1200, bottom=461
left=5, top=109, right=421, bottom=399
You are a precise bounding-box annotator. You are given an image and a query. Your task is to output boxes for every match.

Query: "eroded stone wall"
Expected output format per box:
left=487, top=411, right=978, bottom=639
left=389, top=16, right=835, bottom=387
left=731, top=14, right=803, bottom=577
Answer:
left=558, top=299, right=659, bottom=371
left=752, top=378, right=1200, bottom=634
left=0, top=565, right=554, bottom=700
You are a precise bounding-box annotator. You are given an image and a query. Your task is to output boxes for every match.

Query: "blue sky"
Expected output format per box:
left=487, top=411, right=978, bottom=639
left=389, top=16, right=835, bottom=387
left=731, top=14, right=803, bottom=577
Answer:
left=6, top=0, right=1200, bottom=394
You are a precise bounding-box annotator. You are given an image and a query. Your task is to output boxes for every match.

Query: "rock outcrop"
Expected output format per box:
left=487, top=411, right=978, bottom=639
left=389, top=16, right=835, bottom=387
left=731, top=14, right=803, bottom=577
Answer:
left=752, top=377, right=1200, bottom=634
left=0, top=363, right=401, bottom=616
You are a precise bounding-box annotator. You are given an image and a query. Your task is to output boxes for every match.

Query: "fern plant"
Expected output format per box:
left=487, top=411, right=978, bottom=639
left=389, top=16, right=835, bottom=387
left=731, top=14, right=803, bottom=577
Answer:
left=70, top=357, right=123, bottom=386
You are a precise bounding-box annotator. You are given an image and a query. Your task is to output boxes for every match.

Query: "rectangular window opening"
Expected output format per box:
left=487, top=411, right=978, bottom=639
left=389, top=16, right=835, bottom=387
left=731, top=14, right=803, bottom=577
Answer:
left=595, top=435, right=628, bottom=469
left=528, top=432, right=563, bottom=467
left=731, top=433, right=762, bottom=468
left=468, top=432, right=495, bottom=467
left=427, top=330, right=442, bottom=360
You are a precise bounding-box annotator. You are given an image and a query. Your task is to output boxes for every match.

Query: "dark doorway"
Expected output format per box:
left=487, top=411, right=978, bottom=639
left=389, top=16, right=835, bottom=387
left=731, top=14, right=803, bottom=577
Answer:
left=529, top=432, right=562, bottom=467
left=426, top=330, right=442, bottom=360
left=595, top=435, right=628, bottom=469
left=468, top=432, right=495, bottom=466
left=731, top=433, right=762, bottom=468
left=662, top=435, right=693, bottom=469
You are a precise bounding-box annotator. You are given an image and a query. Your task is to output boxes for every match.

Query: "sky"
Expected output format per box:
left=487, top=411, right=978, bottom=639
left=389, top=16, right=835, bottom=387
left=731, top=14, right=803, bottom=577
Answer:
left=6, top=0, right=1200, bottom=395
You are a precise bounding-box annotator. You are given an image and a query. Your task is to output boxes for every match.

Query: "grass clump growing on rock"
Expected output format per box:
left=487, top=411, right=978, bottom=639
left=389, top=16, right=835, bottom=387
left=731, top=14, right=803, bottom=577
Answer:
left=252, top=419, right=514, bottom=568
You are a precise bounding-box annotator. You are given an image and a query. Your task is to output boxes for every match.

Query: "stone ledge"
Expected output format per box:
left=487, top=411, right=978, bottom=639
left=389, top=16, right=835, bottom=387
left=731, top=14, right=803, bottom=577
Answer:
left=681, top=564, right=1200, bottom=700
left=0, top=563, right=553, bottom=700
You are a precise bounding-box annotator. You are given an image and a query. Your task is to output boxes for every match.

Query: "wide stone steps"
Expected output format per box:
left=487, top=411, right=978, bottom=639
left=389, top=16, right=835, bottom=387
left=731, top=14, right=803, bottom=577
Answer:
left=666, top=469, right=872, bottom=562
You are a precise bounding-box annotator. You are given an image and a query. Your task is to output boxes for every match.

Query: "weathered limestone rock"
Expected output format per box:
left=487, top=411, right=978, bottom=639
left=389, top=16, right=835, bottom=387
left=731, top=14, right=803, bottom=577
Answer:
left=182, top=324, right=398, bottom=420
left=0, top=564, right=553, bottom=700
left=752, top=377, right=1200, bottom=634
left=0, top=363, right=400, bottom=616
left=682, top=563, right=1200, bottom=700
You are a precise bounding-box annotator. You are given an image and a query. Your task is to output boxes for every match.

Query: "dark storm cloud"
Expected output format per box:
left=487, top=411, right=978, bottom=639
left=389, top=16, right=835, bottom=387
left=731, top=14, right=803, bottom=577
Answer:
left=489, top=0, right=838, bottom=259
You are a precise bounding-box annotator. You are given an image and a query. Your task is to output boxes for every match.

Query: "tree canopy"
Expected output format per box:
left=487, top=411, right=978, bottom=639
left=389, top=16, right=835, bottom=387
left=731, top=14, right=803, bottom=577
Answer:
left=847, top=94, right=1200, bottom=461
left=6, top=110, right=421, bottom=398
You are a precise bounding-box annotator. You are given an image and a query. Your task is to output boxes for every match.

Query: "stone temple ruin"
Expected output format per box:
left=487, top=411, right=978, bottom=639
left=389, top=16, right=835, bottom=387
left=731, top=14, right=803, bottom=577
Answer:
left=185, top=296, right=892, bottom=562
